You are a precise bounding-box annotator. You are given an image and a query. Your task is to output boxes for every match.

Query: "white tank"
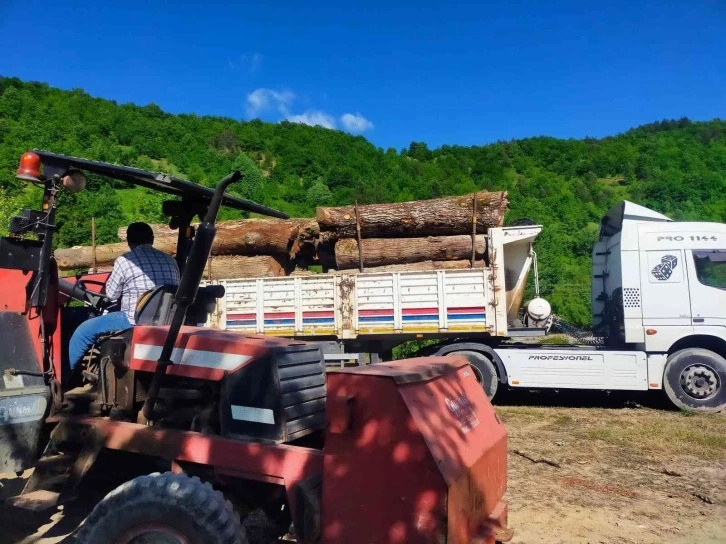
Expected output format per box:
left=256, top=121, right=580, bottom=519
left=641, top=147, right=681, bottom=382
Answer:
left=526, top=297, right=552, bottom=325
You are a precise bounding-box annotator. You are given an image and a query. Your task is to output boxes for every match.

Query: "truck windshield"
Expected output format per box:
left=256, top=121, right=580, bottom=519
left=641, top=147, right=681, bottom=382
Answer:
left=693, top=250, right=726, bottom=290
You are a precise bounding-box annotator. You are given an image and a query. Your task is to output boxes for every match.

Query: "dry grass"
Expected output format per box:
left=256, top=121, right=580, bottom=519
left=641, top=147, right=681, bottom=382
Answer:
left=498, top=404, right=726, bottom=460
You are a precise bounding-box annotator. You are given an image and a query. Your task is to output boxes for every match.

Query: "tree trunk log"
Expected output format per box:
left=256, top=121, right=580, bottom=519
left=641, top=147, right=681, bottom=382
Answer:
left=86, top=255, right=287, bottom=280
left=316, top=191, right=507, bottom=238
left=118, top=219, right=312, bottom=258
left=203, top=255, right=286, bottom=280
left=59, top=219, right=311, bottom=270
left=55, top=239, right=178, bottom=271
left=333, top=235, right=486, bottom=269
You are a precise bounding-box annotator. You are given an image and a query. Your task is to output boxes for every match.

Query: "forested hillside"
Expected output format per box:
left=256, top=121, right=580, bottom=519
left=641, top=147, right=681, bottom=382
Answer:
left=1, top=76, right=725, bottom=324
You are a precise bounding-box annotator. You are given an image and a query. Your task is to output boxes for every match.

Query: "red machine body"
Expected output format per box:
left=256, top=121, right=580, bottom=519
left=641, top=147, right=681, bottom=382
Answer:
left=62, top=356, right=509, bottom=543
left=129, top=326, right=279, bottom=380
left=0, top=266, right=62, bottom=378
left=323, top=357, right=510, bottom=544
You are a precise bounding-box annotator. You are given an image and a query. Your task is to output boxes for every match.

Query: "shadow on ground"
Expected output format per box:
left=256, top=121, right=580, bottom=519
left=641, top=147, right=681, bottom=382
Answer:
left=495, top=387, right=675, bottom=411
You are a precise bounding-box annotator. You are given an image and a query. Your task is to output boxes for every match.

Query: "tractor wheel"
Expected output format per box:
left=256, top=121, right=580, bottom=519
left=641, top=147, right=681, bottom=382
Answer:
left=76, top=472, right=244, bottom=544
left=664, top=348, right=726, bottom=413
left=456, top=350, right=498, bottom=400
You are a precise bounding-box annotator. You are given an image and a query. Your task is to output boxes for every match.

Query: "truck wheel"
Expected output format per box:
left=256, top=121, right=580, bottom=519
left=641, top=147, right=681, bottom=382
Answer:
left=456, top=350, right=498, bottom=400
left=76, top=472, right=244, bottom=544
left=664, top=348, right=726, bottom=413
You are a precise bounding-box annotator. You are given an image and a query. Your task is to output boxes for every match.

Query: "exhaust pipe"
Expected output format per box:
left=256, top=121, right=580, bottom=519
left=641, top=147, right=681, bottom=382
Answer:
left=142, top=170, right=242, bottom=421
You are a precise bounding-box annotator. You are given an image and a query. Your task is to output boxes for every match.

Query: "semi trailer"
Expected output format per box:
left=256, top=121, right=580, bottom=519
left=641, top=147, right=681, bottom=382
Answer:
left=207, top=201, right=726, bottom=413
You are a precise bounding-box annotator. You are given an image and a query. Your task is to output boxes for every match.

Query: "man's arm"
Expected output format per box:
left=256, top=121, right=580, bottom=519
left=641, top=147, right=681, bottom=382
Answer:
left=105, top=257, right=127, bottom=301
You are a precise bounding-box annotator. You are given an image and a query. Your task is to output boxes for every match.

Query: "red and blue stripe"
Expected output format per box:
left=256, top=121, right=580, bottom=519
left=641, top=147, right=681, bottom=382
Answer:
left=402, top=307, right=438, bottom=322
left=447, top=307, right=486, bottom=320
left=263, top=312, right=295, bottom=326
left=227, top=312, right=256, bottom=327
left=358, top=309, right=394, bottom=323
left=303, top=310, right=334, bottom=325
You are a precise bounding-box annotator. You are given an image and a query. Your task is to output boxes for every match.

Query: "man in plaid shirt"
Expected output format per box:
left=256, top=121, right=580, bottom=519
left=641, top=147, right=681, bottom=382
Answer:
left=69, top=222, right=180, bottom=371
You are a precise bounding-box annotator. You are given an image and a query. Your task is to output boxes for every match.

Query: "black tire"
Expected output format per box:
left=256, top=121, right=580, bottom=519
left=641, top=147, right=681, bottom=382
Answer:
left=664, top=348, right=726, bottom=413
left=76, top=472, right=244, bottom=544
left=456, top=350, right=499, bottom=400
left=243, top=506, right=291, bottom=544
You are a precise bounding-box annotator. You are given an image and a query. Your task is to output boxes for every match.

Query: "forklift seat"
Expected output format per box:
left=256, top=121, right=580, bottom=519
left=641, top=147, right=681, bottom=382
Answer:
left=135, top=284, right=225, bottom=326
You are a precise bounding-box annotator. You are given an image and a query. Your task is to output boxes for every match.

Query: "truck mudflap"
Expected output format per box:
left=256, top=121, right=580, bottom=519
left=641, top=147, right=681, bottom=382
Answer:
left=324, top=356, right=511, bottom=544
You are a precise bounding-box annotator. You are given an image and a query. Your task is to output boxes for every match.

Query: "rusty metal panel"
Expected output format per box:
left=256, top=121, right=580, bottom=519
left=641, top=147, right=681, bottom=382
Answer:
left=327, top=356, right=469, bottom=384
left=323, top=368, right=447, bottom=543
left=397, top=362, right=506, bottom=486
left=397, top=362, right=508, bottom=544
left=63, top=417, right=323, bottom=526
left=323, top=357, right=509, bottom=544
left=337, top=274, right=356, bottom=338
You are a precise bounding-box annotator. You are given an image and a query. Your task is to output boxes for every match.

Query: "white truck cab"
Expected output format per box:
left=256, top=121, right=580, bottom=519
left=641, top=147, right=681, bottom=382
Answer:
left=497, top=201, right=726, bottom=412
left=592, top=201, right=726, bottom=352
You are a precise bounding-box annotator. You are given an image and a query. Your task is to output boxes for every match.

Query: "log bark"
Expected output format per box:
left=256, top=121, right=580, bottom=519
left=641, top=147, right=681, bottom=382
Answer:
left=59, top=219, right=311, bottom=270
left=55, top=239, right=178, bottom=271
left=88, top=256, right=287, bottom=280
left=316, top=191, right=507, bottom=238
left=118, top=219, right=312, bottom=258
left=333, top=235, right=486, bottom=269
left=203, top=255, right=286, bottom=280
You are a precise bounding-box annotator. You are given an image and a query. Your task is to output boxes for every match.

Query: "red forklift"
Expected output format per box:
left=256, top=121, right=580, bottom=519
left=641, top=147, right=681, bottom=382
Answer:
left=0, top=150, right=512, bottom=544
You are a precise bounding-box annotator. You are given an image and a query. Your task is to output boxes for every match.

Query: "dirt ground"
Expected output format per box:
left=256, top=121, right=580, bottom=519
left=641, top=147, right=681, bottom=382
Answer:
left=2, top=391, right=725, bottom=543
left=499, top=391, right=726, bottom=544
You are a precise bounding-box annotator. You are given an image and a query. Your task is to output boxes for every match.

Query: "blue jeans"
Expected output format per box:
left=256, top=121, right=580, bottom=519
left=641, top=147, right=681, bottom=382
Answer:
left=69, top=312, right=131, bottom=370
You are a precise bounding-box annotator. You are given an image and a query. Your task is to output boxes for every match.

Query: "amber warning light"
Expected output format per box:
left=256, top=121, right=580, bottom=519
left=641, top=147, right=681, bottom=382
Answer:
left=16, top=151, right=43, bottom=183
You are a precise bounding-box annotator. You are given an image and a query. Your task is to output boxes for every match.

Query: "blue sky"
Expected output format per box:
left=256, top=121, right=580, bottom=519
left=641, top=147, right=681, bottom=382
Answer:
left=1, top=1, right=724, bottom=150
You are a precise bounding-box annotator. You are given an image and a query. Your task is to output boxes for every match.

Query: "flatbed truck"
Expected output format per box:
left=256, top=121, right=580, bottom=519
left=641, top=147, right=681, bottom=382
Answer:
left=207, top=201, right=726, bottom=412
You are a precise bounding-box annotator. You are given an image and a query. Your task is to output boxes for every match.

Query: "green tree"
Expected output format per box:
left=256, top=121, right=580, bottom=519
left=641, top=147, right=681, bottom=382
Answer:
left=306, top=180, right=333, bottom=207
left=2, top=76, right=726, bottom=324
left=232, top=153, right=265, bottom=202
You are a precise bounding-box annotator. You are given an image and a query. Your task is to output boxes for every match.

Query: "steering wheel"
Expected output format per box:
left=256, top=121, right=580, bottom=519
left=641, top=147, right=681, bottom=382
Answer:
left=69, top=277, right=116, bottom=314
left=76, top=278, right=107, bottom=292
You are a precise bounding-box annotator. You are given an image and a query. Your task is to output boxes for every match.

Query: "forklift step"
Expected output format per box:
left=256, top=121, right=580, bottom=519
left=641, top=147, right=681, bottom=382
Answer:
left=33, top=453, right=76, bottom=472
left=6, top=490, right=62, bottom=512
left=64, top=383, right=98, bottom=400
left=21, top=453, right=77, bottom=496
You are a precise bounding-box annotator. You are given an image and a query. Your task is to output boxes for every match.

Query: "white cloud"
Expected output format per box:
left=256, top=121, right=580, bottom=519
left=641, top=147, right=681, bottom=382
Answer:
left=246, top=88, right=295, bottom=118
left=340, top=113, right=374, bottom=133
left=231, top=52, right=263, bottom=73
left=286, top=110, right=337, bottom=129
left=245, top=88, right=363, bottom=132
left=241, top=52, right=263, bottom=73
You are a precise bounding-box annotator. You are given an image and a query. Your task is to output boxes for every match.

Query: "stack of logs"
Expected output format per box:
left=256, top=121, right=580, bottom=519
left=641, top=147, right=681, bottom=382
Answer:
left=54, top=191, right=508, bottom=279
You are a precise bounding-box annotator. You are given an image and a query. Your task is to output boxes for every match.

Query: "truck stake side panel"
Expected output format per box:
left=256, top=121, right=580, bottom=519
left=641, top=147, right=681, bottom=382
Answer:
left=212, top=269, right=495, bottom=339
